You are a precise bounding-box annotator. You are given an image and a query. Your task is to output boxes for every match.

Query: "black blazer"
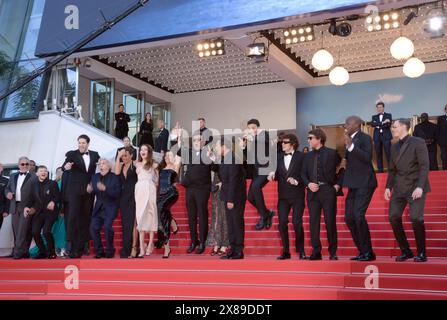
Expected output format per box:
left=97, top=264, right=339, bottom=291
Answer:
left=301, top=146, right=341, bottom=187
left=245, top=130, right=272, bottom=176
left=181, top=148, right=212, bottom=190
left=218, top=154, right=246, bottom=204
left=115, top=112, right=130, bottom=130
left=5, top=173, right=41, bottom=215
left=62, top=149, right=100, bottom=196
left=386, top=136, right=431, bottom=194
left=0, top=176, right=10, bottom=214
left=37, top=179, right=61, bottom=215
left=91, top=171, right=121, bottom=218
left=342, top=131, right=378, bottom=189
left=371, top=112, right=392, bottom=141
left=436, top=115, right=447, bottom=146
left=414, top=121, right=438, bottom=152
left=154, top=128, right=169, bottom=153
left=274, top=151, right=305, bottom=200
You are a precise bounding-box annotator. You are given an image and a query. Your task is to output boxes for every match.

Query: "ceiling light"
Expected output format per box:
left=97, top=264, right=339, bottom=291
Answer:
left=390, top=36, right=415, bottom=60
left=329, top=66, right=349, bottom=86
left=312, top=49, right=334, bottom=71
left=283, top=25, right=315, bottom=44
left=197, top=38, right=225, bottom=58
left=423, top=5, right=446, bottom=38
left=245, top=43, right=266, bottom=57
left=366, top=10, right=400, bottom=32
left=403, top=57, right=425, bottom=78
left=329, top=19, right=352, bottom=37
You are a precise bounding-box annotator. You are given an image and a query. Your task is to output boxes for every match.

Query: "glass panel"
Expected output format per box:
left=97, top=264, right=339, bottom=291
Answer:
left=45, top=65, right=77, bottom=110
left=150, top=103, right=171, bottom=139
left=123, top=93, right=143, bottom=145
left=90, top=79, right=114, bottom=134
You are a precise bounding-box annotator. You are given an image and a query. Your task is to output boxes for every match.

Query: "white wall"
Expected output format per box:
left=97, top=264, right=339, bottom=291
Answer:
left=171, top=82, right=296, bottom=132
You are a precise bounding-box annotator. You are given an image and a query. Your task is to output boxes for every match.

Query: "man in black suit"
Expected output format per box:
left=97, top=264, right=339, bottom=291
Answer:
left=436, top=105, right=447, bottom=170
left=198, top=117, right=213, bottom=146
left=414, top=113, right=438, bottom=171
left=181, top=133, right=212, bottom=254
left=0, top=163, right=10, bottom=230
left=215, top=137, right=247, bottom=260
left=268, top=134, right=306, bottom=260
left=371, top=102, right=392, bottom=173
left=343, top=116, right=377, bottom=262
left=154, top=119, right=169, bottom=154
left=241, top=119, right=274, bottom=231
left=385, top=118, right=430, bottom=262
left=88, top=159, right=121, bottom=259
left=301, top=128, right=341, bottom=260
left=62, top=134, right=100, bottom=258
left=114, top=104, right=131, bottom=140
left=32, top=166, right=60, bottom=259
left=5, top=157, right=41, bottom=259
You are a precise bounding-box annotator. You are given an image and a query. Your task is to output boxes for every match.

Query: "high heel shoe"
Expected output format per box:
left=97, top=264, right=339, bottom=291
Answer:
left=137, top=245, right=146, bottom=258
left=145, top=243, right=154, bottom=256
left=129, top=246, right=138, bottom=259
left=210, top=247, right=220, bottom=256
left=162, top=246, right=171, bottom=259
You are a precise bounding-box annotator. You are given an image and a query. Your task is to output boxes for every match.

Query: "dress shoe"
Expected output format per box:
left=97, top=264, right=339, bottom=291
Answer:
left=105, top=252, right=115, bottom=259
left=13, top=254, right=23, bottom=260
left=220, top=251, right=234, bottom=259
left=414, top=252, right=427, bottom=262
left=94, top=252, right=105, bottom=259
left=69, top=253, right=81, bottom=259
left=187, top=241, right=199, bottom=254
left=299, top=252, right=307, bottom=260
left=83, top=243, right=90, bottom=256
left=277, top=252, right=291, bottom=260
left=395, top=249, right=414, bottom=262
left=329, top=255, right=338, bottom=261
left=358, top=252, right=376, bottom=262
left=229, top=252, right=244, bottom=260
left=309, top=253, right=322, bottom=260
left=195, top=244, right=206, bottom=254
left=265, top=211, right=275, bottom=229
left=33, top=252, right=48, bottom=260
left=350, top=254, right=362, bottom=261
left=255, top=218, right=265, bottom=230
left=48, top=253, right=57, bottom=259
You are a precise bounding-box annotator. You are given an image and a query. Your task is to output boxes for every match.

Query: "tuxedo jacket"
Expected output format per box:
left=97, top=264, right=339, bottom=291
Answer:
left=218, top=154, right=247, bottom=204
left=274, top=151, right=305, bottom=200
left=301, top=146, right=341, bottom=188
left=371, top=112, right=392, bottom=141
left=154, top=128, right=169, bottom=153
left=436, top=115, right=447, bottom=146
left=0, top=176, right=10, bottom=214
left=245, top=130, right=272, bottom=176
left=5, top=172, right=41, bottom=215
left=181, top=148, right=212, bottom=190
left=62, top=149, right=100, bottom=197
left=342, top=131, right=378, bottom=189
left=386, top=136, right=431, bottom=194
left=36, top=179, right=61, bottom=215
left=90, top=171, right=121, bottom=218
left=413, top=121, right=438, bottom=152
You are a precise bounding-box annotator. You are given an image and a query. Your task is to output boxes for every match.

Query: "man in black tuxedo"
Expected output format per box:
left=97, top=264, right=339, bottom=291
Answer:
left=436, top=105, right=447, bottom=170
left=215, top=138, right=247, bottom=260
left=154, top=119, right=169, bottom=153
left=114, top=104, right=131, bottom=140
left=268, top=134, right=306, bottom=260
left=62, top=134, right=100, bottom=258
left=241, top=119, right=274, bottom=231
left=371, top=102, right=392, bottom=173
left=88, top=159, right=121, bottom=259
left=181, top=133, right=212, bottom=254
left=32, top=166, right=60, bottom=259
left=343, top=116, right=377, bottom=262
left=5, top=157, right=41, bottom=259
left=385, top=119, right=430, bottom=262
left=0, top=163, right=9, bottom=230
left=301, top=128, right=341, bottom=260
left=414, top=113, right=438, bottom=170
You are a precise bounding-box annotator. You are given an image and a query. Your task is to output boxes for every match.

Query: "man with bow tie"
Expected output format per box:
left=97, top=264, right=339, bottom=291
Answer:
left=343, top=116, right=377, bottom=262
left=62, top=134, right=100, bottom=258
left=268, top=134, right=307, bottom=260
left=371, top=102, right=392, bottom=173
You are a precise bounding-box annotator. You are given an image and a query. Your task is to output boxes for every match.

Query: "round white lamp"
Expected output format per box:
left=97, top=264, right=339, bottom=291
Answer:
left=312, top=49, right=334, bottom=71
left=329, top=66, right=350, bottom=86
left=390, top=36, right=414, bottom=60
left=403, top=57, right=425, bottom=78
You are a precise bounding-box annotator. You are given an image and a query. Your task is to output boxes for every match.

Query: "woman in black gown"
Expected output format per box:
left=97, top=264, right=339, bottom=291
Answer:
left=115, top=147, right=139, bottom=258
left=156, top=150, right=181, bottom=258
left=139, top=112, right=154, bottom=148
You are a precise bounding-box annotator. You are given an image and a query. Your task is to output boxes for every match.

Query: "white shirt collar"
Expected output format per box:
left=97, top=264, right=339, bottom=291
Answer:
left=351, top=131, right=359, bottom=139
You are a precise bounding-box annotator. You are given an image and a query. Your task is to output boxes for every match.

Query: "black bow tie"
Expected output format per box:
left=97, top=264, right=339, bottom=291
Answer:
left=19, top=172, right=27, bottom=176
left=81, top=152, right=89, bottom=156
left=284, top=153, right=293, bottom=156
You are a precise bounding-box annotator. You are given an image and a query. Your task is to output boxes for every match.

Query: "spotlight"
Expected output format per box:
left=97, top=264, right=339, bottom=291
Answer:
left=366, top=10, right=400, bottom=32
left=404, top=11, right=418, bottom=25
left=423, top=6, right=446, bottom=38
left=329, top=19, right=337, bottom=35
left=328, top=19, right=352, bottom=37
left=283, top=25, right=315, bottom=44
left=245, top=43, right=266, bottom=57
left=197, top=38, right=225, bottom=58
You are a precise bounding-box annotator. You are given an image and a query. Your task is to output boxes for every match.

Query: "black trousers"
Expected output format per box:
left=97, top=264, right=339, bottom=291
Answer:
left=345, top=187, right=375, bottom=255
left=115, top=128, right=128, bottom=140
left=32, top=212, right=57, bottom=255
left=120, top=196, right=136, bottom=257
left=428, top=148, right=438, bottom=171
left=307, top=185, right=338, bottom=256
left=90, top=209, right=116, bottom=255
left=67, top=194, right=94, bottom=255
left=278, top=197, right=305, bottom=253
left=374, top=135, right=391, bottom=172
left=389, top=191, right=426, bottom=255
left=225, top=199, right=246, bottom=254
left=12, top=207, right=33, bottom=257
left=440, top=145, right=447, bottom=170
left=247, top=174, right=269, bottom=219
left=186, top=187, right=210, bottom=244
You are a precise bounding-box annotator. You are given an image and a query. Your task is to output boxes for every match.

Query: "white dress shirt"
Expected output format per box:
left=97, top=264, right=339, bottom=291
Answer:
left=15, top=172, right=28, bottom=202
left=284, top=151, right=293, bottom=171
left=347, top=131, right=359, bottom=152
left=82, top=152, right=90, bottom=172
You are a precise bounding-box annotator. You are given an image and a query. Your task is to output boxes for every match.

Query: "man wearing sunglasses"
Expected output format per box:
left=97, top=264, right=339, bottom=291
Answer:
left=301, top=129, right=341, bottom=261
left=5, top=157, right=41, bottom=259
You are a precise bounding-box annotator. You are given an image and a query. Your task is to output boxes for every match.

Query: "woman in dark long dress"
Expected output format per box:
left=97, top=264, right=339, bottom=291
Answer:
left=115, top=104, right=131, bottom=140
left=139, top=112, right=154, bottom=148
left=156, top=150, right=181, bottom=258
left=115, top=147, right=139, bottom=258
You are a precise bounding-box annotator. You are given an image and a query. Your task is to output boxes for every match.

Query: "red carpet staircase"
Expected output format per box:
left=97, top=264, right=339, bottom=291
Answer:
left=1, top=172, right=447, bottom=299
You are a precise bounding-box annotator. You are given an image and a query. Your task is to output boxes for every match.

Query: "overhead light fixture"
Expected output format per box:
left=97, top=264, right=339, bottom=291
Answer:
left=404, top=10, right=418, bottom=25
left=311, top=31, right=333, bottom=71
left=283, top=25, right=315, bottom=45
left=328, top=19, right=352, bottom=37
left=196, top=38, right=225, bottom=58
left=245, top=43, right=266, bottom=57
left=423, top=3, right=446, bottom=38
left=365, top=10, right=400, bottom=32
left=329, top=66, right=349, bottom=86
left=390, top=36, right=415, bottom=60
left=403, top=57, right=425, bottom=78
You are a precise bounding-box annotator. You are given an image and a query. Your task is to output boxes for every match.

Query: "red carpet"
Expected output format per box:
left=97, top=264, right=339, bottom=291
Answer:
left=0, top=172, right=446, bottom=300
